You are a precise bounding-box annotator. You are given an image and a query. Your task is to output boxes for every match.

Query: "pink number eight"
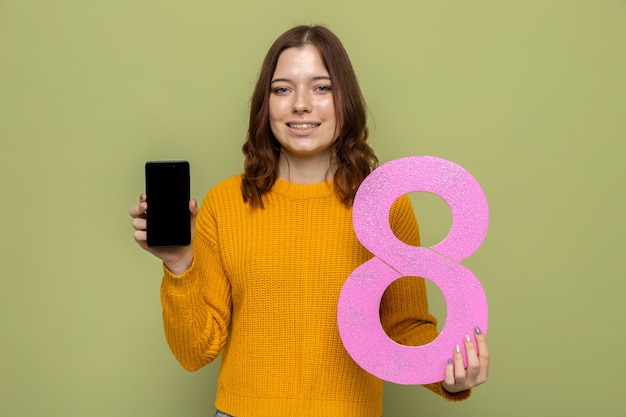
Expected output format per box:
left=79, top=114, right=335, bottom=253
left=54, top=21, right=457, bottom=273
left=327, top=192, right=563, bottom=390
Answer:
left=337, top=156, right=489, bottom=385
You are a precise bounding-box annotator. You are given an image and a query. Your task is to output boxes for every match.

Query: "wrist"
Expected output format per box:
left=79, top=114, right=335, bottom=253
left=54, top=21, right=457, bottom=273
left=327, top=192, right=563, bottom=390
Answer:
left=165, top=251, right=193, bottom=276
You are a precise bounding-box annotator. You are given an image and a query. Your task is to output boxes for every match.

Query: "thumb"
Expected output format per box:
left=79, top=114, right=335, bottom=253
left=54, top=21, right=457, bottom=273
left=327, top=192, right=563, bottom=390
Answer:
left=190, top=198, right=200, bottom=228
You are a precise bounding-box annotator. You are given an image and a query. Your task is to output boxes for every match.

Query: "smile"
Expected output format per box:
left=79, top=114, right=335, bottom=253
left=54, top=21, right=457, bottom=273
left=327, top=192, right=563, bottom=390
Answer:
left=287, top=123, right=320, bottom=130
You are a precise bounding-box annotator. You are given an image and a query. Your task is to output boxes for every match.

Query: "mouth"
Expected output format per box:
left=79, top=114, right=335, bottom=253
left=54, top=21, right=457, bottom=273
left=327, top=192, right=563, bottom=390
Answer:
left=287, top=122, right=320, bottom=130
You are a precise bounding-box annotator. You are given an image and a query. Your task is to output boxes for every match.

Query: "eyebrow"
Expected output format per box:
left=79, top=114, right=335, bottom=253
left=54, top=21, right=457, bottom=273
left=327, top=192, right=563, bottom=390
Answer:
left=270, top=75, right=331, bottom=84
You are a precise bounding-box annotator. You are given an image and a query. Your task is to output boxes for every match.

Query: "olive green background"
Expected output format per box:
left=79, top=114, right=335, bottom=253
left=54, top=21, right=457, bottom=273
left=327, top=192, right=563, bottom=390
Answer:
left=1, top=1, right=625, bottom=416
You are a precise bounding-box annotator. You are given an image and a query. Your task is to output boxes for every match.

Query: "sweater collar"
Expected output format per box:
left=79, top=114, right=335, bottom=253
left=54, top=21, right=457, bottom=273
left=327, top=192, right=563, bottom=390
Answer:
left=272, top=177, right=335, bottom=199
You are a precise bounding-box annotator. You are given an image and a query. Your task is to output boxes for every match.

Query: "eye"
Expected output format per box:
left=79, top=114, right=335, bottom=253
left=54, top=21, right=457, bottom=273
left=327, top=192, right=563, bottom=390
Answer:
left=272, top=86, right=291, bottom=95
left=315, top=85, right=332, bottom=93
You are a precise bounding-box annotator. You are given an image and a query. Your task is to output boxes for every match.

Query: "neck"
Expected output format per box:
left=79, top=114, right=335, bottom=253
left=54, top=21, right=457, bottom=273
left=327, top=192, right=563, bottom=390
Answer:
left=277, top=153, right=335, bottom=184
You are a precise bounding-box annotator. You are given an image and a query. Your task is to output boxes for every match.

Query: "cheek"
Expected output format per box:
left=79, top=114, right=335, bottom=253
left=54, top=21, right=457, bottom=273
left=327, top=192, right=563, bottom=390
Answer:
left=268, top=107, right=282, bottom=126
left=269, top=102, right=290, bottom=122
left=319, top=97, right=336, bottom=120
left=269, top=118, right=280, bottom=137
left=268, top=97, right=280, bottom=118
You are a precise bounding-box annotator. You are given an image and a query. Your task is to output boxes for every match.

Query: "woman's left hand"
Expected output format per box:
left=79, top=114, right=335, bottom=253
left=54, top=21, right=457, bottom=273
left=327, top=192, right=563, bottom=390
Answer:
left=441, top=327, right=490, bottom=393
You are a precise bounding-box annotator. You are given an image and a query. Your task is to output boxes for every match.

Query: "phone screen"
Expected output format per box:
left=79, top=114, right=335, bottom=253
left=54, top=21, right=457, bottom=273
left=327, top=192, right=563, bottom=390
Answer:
left=145, top=161, right=191, bottom=247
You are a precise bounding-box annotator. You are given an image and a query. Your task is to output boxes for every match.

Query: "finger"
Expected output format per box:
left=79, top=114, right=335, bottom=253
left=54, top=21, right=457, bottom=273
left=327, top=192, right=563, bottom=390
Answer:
left=128, top=204, right=141, bottom=218
left=132, top=217, right=146, bottom=232
left=189, top=199, right=200, bottom=216
left=138, top=202, right=148, bottom=218
left=474, top=327, right=489, bottom=361
left=128, top=202, right=148, bottom=218
left=453, top=344, right=467, bottom=385
left=443, top=357, right=456, bottom=388
left=463, top=334, right=480, bottom=381
left=134, top=229, right=147, bottom=243
left=139, top=193, right=146, bottom=203
left=474, top=327, right=490, bottom=382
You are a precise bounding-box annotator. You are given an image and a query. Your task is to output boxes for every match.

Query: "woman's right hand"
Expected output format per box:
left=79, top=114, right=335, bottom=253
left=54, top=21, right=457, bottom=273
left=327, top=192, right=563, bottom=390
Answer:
left=129, top=193, right=200, bottom=275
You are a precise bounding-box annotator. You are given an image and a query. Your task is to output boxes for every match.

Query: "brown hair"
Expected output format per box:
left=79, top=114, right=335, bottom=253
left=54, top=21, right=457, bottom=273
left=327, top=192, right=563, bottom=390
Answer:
left=241, top=25, right=378, bottom=208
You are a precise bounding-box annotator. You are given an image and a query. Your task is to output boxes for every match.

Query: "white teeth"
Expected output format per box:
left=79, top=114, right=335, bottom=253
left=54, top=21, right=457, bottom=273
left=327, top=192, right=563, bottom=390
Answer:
left=288, top=123, right=318, bottom=129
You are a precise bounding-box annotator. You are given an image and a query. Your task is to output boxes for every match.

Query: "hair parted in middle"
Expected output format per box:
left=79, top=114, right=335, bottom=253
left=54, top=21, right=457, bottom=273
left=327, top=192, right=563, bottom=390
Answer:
left=241, top=24, right=378, bottom=208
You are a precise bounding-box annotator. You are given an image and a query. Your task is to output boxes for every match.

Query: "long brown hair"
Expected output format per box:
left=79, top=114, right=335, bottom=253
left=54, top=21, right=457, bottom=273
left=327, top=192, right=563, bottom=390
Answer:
left=241, top=25, right=377, bottom=208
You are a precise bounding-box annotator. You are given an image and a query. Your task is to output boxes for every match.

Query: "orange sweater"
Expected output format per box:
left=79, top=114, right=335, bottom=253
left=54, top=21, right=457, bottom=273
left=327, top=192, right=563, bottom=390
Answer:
left=160, top=175, right=469, bottom=417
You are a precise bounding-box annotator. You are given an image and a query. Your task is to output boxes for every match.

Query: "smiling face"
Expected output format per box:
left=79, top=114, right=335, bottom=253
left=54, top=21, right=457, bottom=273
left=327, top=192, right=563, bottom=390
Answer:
left=269, top=44, right=338, bottom=171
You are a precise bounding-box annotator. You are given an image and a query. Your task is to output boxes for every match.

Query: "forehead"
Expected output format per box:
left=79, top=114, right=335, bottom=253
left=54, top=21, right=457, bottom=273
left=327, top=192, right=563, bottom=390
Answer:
left=272, top=45, right=329, bottom=78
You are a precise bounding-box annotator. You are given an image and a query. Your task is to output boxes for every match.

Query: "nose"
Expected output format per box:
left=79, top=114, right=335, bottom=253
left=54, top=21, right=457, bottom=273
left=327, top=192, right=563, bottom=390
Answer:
left=292, top=91, right=312, bottom=114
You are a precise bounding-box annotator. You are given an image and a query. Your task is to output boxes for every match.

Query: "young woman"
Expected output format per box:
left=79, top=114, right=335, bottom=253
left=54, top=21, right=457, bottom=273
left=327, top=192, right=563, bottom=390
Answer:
left=129, top=25, right=489, bottom=417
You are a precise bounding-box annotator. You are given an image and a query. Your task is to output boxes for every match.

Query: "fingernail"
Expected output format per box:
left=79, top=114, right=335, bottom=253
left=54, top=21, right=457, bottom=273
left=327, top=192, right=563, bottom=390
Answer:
left=464, top=335, right=471, bottom=343
left=455, top=345, right=461, bottom=354
left=475, top=327, right=482, bottom=335
left=447, top=358, right=453, bottom=365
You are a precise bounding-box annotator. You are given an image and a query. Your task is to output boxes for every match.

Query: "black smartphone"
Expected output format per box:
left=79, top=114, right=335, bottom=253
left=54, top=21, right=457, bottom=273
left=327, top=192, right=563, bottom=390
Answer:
left=145, top=160, right=191, bottom=247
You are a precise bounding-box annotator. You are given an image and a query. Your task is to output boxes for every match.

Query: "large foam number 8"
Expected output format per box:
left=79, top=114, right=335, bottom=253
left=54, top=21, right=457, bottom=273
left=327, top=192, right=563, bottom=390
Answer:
left=337, top=156, right=489, bottom=385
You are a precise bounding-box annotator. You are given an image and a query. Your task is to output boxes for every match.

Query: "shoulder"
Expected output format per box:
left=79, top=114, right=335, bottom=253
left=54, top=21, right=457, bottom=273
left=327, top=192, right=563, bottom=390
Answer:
left=211, top=173, right=243, bottom=192
left=389, top=194, right=420, bottom=246
left=200, top=173, right=245, bottom=211
left=195, top=174, right=245, bottom=236
left=389, top=194, right=414, bottom=218
left=206, top=174, right=243, bottom=198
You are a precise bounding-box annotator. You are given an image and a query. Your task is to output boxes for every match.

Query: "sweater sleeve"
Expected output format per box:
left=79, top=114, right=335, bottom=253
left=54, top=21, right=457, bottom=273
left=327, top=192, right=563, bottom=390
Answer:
left=380, top=195, right=471, bottom=401
left=160, top=189, right=232, bottom=372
